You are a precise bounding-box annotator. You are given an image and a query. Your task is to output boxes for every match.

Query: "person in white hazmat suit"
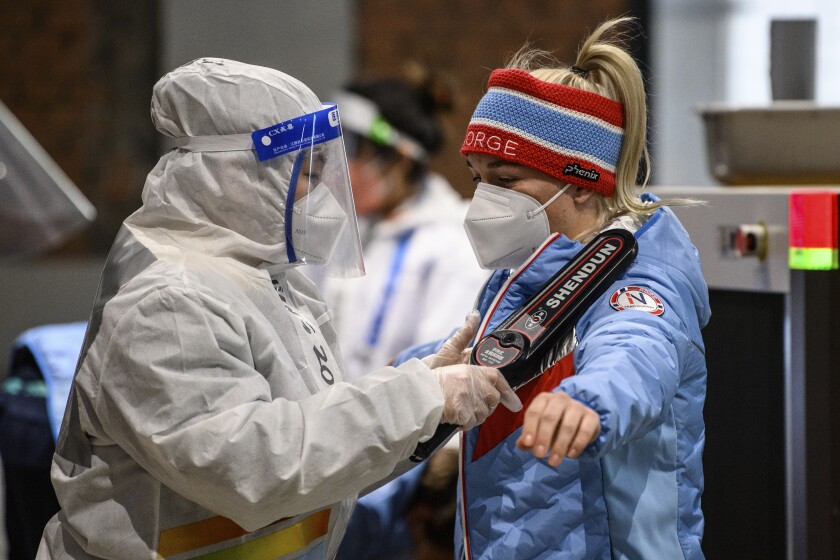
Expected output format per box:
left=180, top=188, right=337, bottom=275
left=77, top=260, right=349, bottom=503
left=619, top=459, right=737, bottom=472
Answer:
left=36, top=58, right=520, bottom=560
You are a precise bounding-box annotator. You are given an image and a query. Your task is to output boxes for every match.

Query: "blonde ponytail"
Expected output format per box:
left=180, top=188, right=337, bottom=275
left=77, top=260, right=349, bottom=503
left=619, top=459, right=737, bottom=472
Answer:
left=506, top=18, right=697, bottom=233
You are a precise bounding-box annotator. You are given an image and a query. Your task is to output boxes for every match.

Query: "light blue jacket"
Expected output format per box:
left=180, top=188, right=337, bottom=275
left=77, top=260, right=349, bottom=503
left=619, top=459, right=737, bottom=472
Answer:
left=400, top=203, right=709, bottom=559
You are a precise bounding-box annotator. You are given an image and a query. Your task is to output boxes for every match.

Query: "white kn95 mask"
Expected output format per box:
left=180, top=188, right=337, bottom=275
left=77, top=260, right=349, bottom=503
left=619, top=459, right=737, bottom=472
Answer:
left=291, top=183, right=349, bottom=266
left=463, top=182, right=570, bottom=270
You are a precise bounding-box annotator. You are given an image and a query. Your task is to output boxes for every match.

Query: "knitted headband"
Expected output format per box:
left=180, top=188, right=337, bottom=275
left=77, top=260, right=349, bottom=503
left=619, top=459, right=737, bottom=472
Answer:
left=461, top=68, right=625, bottom=196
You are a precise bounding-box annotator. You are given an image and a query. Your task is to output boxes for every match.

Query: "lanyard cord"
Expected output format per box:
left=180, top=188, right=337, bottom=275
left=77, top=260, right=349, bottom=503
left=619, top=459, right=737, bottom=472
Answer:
left=366, top=229, right=415, bottom=347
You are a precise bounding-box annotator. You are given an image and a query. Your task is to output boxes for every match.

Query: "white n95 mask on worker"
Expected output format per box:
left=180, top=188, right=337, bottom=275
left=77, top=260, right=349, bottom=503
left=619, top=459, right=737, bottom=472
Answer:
left=463, top=182, right=570, bottom=270
left=291, top=183, right=349, bottom=266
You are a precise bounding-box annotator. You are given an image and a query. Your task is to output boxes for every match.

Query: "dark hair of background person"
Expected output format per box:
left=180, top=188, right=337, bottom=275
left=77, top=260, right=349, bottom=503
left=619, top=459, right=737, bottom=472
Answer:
left=344, top=63, right=455, bottom=184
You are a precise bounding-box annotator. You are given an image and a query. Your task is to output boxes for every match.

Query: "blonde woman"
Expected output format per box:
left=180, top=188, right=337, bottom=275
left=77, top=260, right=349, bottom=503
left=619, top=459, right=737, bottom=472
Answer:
left=401, top=18, right=709, bottom=558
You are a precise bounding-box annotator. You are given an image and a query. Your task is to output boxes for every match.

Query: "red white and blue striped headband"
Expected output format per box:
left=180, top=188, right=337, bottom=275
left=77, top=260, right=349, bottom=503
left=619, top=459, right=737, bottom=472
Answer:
left=461, top=68, right=625, bottom=196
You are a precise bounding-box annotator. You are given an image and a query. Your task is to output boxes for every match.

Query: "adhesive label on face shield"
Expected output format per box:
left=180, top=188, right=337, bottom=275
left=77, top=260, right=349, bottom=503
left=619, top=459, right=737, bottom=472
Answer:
left=609, top=286, right=665, bottom=316
left=252, top=105, right=342, bottom=161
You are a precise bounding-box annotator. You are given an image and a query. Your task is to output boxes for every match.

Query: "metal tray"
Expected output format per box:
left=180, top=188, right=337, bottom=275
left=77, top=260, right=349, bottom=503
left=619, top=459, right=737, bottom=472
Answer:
left=698, top=102, right=840, bottom=185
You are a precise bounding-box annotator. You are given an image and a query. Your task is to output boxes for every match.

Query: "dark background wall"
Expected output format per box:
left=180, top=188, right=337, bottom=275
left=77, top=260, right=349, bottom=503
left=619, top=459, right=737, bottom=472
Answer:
left=0, top=0, right=159, bottom=255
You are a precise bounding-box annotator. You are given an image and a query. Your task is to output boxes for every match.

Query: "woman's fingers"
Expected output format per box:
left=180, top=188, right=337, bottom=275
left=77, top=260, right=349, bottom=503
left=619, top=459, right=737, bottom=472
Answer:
left=568, top=412, right=601, bottom=458
left=516, top=392, right=549, bottom=451
left=516, top=392, right=601, bottom=467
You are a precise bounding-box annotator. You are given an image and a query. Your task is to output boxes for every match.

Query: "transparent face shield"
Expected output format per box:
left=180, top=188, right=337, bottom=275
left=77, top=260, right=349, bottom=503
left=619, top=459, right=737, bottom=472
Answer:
left=0, top=100, right=96, bottom=259
left=171, top=103, right=365, bottom=277
left=252, top=103, right=365, bottom=278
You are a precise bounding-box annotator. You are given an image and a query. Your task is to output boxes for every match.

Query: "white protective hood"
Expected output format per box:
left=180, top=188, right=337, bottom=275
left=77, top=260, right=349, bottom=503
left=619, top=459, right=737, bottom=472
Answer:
left=128, top=57, right=323, bottom=269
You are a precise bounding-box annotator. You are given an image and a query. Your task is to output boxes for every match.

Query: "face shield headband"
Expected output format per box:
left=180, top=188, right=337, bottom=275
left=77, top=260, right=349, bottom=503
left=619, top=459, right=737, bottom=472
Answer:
left=331, top=90, right=427, bottom=162
left=171, top=104, right=365, bottom=278
left=460, top=68, right=625, bottom=197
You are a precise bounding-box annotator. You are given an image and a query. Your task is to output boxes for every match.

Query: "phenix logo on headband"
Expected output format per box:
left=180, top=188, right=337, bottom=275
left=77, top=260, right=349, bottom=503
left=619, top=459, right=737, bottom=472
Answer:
left=564, top=162, right=600, bottom=182
left=461, top=68, right=624, bottom=197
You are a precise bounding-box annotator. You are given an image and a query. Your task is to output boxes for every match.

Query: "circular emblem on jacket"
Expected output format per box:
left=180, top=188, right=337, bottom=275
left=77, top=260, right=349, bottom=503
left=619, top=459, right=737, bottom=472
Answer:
left=609, top=286, right=665, bottom=316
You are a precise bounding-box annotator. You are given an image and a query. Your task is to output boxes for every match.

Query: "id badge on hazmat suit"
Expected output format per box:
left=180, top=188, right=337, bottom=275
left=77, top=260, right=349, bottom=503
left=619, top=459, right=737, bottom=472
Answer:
left=270, top=273, right=343, bottom=388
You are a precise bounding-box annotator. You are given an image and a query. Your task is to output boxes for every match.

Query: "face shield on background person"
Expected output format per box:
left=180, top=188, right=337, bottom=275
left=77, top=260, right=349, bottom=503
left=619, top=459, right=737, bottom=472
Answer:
left=332, top=90, right=427, bottom=163
left=339, top=135, right=391, bottom=216
left=331, top=90, right=427, bottom=216
left=174, top=102, right=365, bottom=278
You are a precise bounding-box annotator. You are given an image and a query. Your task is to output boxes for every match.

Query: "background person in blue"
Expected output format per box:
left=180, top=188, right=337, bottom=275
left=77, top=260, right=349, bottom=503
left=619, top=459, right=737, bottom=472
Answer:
left=399, top=17, right=710, bottom=559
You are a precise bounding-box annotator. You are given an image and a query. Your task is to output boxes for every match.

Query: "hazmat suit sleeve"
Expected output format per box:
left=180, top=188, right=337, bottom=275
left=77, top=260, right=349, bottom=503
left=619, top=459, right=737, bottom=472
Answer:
left=94, top=284, right=444, bottom=531
left=560, top=293, right=700, bottom=459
